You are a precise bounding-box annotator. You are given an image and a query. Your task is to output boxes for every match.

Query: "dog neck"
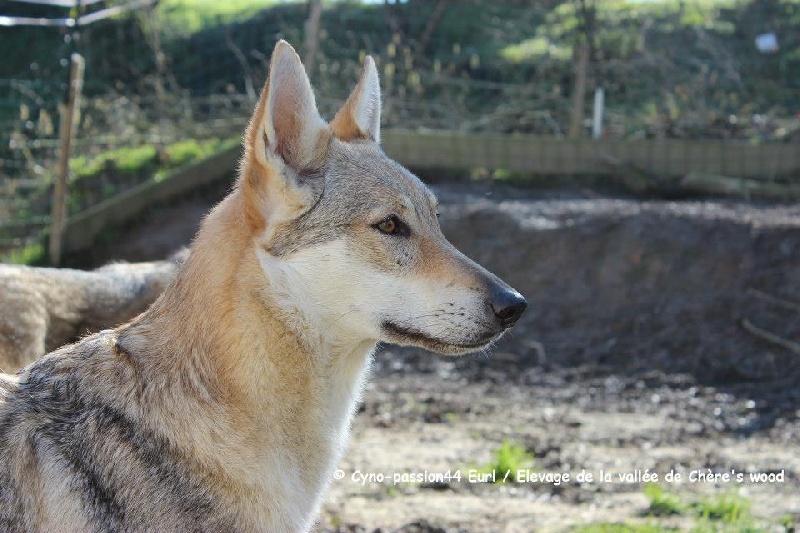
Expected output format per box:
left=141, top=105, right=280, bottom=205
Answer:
left=118, top=189, right=375, bottom=528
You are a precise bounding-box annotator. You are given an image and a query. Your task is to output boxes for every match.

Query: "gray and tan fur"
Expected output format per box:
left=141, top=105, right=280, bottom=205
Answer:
left=0, top=41, right=526, bottom=532
left=0, top=248, right=188, bottom=372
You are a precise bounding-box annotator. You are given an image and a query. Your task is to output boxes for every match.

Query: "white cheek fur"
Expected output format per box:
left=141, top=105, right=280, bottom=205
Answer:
left=256, top=238, right=492, bottom=351
left=255, top=240, right=387, bottom=345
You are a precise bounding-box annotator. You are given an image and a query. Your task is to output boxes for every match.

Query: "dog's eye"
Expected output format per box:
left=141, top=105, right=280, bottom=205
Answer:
left=374, top=215, right=409, bottom=237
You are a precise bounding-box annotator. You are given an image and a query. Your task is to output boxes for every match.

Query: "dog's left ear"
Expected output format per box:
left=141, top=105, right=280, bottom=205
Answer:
left=331, top=56, right=381, bottom=143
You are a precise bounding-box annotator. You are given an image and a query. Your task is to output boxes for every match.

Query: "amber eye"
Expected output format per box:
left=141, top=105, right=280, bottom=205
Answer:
left=374, top=215, right=408, bottom=237
left=378, top=217, right=397, bottom=234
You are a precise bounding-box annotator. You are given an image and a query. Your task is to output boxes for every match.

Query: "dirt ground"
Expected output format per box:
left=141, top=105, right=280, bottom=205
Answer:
left=75, top=179, right=800, bottom=532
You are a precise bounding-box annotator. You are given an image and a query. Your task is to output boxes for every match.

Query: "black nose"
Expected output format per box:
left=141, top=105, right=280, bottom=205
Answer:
left=490, top=289, right=527, bottom=329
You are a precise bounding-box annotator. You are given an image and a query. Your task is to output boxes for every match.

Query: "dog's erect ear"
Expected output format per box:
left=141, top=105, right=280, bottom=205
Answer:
left=252, top=39, right=326, bottom=169
left=331, top=56, right=381, bottom=143
left=242, top=40, right=327, bottom=234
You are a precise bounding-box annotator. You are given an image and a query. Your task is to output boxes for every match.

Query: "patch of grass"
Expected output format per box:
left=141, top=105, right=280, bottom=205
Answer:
left=114, top=145, right=160, bottom=172
left=689, top=521, right=765, bottom=533
left=70, top=138, right=237, bottom=183
left=692, top=493, right=751, bottom=524
left=327, top=515, right=341, bottom=529
left=477, top=439, right=534, bottom=483
left=154, top=138, right=239, bottom=181
left=580, top=486, right=766, bottom=533
left=500, top=36, right=572, bottom=63
left=502, top=0, right=740, bottom=68
left=70, top=145, right=158, bottom=179
left=158, top=0, right=287, bottom=34
left=548, top=0, right=737, bottom=30
left=165, top=139, right=212, bottom=166
left=574, top=523, right=675, bottom=533
left=647, top=488, right=758, bottom=530
left=4, top=241, right=46, bottom=266
left=644, top=484, right=686, bottom=517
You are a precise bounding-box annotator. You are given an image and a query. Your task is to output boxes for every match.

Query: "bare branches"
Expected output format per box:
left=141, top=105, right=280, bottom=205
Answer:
left=747, top=288, right=800, bottom=314
left=225, top=32, right=256, bottom=102
left=740, top=319, right=800, bottom=355
left=415, top=0, right=450, bottom=62
left=740, top=288, right=800, bottom=355
left=303, top=0, right=324, bottom=77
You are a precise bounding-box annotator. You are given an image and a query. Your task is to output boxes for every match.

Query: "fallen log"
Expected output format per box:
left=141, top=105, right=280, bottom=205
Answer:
left=680, top=172, right=800, bottom=200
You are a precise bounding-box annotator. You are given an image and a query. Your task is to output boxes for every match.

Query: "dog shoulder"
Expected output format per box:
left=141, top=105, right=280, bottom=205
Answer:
left=0, top=332, right=237, bottom=530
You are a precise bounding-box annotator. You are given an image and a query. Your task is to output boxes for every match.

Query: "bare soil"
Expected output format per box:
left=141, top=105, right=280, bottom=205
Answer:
left=75, top=179, right=800, bottom=532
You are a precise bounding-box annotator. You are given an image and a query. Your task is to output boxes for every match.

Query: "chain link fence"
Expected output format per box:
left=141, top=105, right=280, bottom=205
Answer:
left=1, top=0, right=798, bottom=262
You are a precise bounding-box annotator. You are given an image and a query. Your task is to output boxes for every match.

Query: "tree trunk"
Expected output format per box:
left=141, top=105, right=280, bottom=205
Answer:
left=304, top=0, right=324, bottom=77
left=568, top=42, right=589, bottom=138
left=415, top=0, right=450, bottom=62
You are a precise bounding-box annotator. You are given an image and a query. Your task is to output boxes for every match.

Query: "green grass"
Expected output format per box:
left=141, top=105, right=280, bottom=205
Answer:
left=3, top=242, right=46, bottom=266
left=2, top=137, right=238, bottom=265
left=158, top=0, right=291, bottom=33
left=645, top=486, right=754, bottom=526
left=645, top=484, right=686, bottom=517
left=693, top=493, right=751, bottom=524
left=573, top=488, right=777, bottom=533
left=500, top=36, right=572, bottom=63
left=574, top=522, right=768, bottom=533
left=501, top=0, right=740, bottom=65
left=165, top=139, right=212, bottom=166
left=70, top=138, right=237, bottom=183
left=549, top=0, right=738, bottom=29
left=70, top=145, right=157, bottom=179
left=689, top=522, right=765, bottom=533
left=153, top=138, right=239, bottom=181
left=574, top=524, right=675, bottom=533
left=477, top=439, right=534, bottom=483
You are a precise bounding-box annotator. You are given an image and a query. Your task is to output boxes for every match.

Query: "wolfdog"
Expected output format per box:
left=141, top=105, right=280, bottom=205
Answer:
left=0, top=248, right=187, bottom=372
left=0, top=41, right=526, bottom=531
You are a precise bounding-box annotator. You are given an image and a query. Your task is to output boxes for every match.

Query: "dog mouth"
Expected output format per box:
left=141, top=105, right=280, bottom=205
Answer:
left=380, top=320, right=499, bottom=355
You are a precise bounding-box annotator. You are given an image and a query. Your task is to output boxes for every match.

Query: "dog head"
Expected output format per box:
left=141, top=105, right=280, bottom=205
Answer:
left=240, top=41, right=526, bottom=355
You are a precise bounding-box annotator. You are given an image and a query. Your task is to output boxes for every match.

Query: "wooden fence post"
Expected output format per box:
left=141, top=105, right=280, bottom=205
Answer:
left=592, top=87, right=604, bottom=139
left=303, top=0, right=324, bottom=77
left=49, top=53, right=85, bottom=266
left=568, top=42, right=589, bottom=139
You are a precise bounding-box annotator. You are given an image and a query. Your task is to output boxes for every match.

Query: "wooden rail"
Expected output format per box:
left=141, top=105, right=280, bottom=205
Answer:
left=61, top=147, right=240, bottom=253
left=55, top=130, right=798, bottom=255
left=381, top=130, right=800, bottom=179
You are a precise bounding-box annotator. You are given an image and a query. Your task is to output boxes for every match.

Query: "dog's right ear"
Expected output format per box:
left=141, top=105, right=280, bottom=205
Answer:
left=241, top=40, right=327, bottom=234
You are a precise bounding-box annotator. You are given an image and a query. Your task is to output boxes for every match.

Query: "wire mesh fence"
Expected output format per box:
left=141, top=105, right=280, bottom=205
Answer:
left=1, top=0, right=798, bottom=262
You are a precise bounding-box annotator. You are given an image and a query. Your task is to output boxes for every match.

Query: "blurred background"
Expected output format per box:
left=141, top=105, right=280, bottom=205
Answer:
left=1, top=1, right=800, bottom=530
left=0, top=0, right=798, bottom=263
